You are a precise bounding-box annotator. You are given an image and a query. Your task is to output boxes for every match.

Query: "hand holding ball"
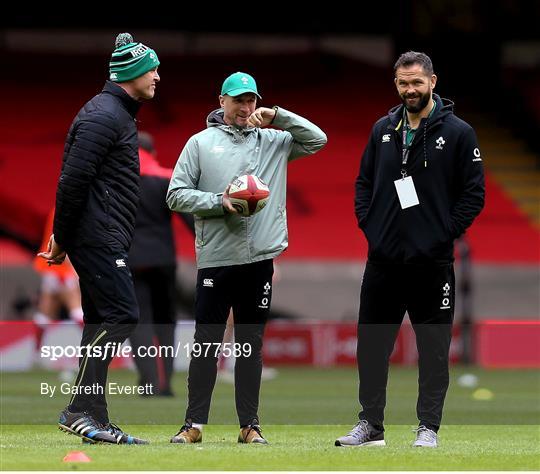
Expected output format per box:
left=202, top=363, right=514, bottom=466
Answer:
left=226, top=175, right=270, bottom=216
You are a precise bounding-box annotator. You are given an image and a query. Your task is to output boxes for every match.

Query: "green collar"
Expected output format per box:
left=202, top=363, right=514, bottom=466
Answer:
left=404, top=99, right=436, bottom=130
left=402, top=100, right=436, bottom=147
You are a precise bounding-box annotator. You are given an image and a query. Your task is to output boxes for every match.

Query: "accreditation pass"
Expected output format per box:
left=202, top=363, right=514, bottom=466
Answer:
left=394, top=176, right=419, bottom=209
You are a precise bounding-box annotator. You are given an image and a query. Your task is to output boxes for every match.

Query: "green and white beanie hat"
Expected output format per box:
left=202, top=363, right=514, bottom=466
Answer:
left=109, top=33, right=160, bottom=83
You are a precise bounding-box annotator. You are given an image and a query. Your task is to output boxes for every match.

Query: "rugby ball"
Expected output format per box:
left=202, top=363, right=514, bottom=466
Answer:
left=227, top=175, right=270, bottom=216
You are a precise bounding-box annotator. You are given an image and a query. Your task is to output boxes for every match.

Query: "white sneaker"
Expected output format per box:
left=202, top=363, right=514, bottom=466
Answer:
left=33, top=312, right=52, bottom=328
left=217, top=369, right=235, bottom=384
left=335, top=420, right=386, bottom=447
left=261, top=367, right=278, bottom=381
left=218, top=367, right=278, bottom=384
left=413, top=426, right=438, bottom=447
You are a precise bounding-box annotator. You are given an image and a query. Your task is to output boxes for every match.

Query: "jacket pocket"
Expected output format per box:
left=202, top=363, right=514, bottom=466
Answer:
left=442, top=214, right=454, bottom=242
left=360, top=205, right=376, bottom=245
left=424, top=215, right=454, bottom=258
left=279, top=205, right=288, bottom=237
left=446, top=216, right=457, bottom=241
left=105, top=188, right=111, bottom=228
left=359, top=207, right=372, bottom=232
left=195, top=218, right=205, bottom=247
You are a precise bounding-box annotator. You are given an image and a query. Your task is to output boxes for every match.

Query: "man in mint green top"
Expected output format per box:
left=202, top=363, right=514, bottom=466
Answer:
left=167, top=72, right=326, bottom=445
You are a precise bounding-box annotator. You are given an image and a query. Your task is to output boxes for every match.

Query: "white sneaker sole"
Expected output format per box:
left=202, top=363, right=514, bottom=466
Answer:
left=335, top=439, right=386, bottom=447
left=170, top=436, right=201, bottom=444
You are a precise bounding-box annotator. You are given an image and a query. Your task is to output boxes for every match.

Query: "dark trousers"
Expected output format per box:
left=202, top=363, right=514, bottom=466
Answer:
left=186, top=259, right=274, bottom=426
left=130, top=265, right=176, bottom=394
left=67, top=246, right=139, bottom=424
left=357, top=262, right=454, bottom=433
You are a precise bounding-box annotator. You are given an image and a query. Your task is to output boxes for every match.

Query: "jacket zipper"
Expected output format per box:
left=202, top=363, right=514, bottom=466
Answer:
left=245, top=218, right=250, bottom=260
left=199, top=220, right=205, bottom=246
left=105, top=189, right=111, bottom=228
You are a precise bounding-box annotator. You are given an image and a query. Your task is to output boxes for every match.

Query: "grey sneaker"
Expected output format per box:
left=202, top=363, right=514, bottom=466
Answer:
left=335, top=420, right=386, bottom=447
left=413, top=426, right=438, bottom=447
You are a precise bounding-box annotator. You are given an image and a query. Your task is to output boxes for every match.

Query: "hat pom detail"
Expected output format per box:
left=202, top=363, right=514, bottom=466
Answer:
left=115, top=33, right=134, bottom=48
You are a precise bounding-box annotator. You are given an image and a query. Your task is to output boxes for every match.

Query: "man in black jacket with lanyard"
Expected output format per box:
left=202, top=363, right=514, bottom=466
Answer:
left=336, top=51, right=484, bottom=448
left=38, top=33, right=160, bottom=445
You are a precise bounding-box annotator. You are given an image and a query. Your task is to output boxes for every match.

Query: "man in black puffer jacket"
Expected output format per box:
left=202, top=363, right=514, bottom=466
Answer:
left=39, top=33, right=160, bottom=445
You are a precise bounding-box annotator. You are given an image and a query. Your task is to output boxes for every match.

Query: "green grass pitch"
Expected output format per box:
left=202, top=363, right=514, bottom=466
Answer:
left=1, top=367, right=539, bottom=470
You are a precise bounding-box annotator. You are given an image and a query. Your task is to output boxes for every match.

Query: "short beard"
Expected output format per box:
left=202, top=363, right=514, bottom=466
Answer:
left=402, top=90, right=431, bottom=113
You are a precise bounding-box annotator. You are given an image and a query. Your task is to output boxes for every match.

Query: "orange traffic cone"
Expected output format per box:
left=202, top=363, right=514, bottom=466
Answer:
left=62, top=451, right=91, bottom=463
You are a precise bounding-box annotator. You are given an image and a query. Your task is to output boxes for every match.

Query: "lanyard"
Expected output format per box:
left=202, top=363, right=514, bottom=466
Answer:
left=400, top=101, right=436, bottom=177
left=401, top=122, right=411, bottom=178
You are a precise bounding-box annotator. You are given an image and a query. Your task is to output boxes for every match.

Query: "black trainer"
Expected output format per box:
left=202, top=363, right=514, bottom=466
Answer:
left=58, top=408, right=116, bottom=444
left=104, top=423, right=149, bottom=445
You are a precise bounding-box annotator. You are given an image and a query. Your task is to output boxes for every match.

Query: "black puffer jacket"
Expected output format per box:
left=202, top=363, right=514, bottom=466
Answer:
left=53, top=81, right=142, bottom=251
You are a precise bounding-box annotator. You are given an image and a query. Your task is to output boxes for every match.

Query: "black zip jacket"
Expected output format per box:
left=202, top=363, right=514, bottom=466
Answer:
left=128, top=149, right=195, bottom=269
left=53, top=81, right=142, bottom=251
left=355, top=94, right=485, bottom=264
